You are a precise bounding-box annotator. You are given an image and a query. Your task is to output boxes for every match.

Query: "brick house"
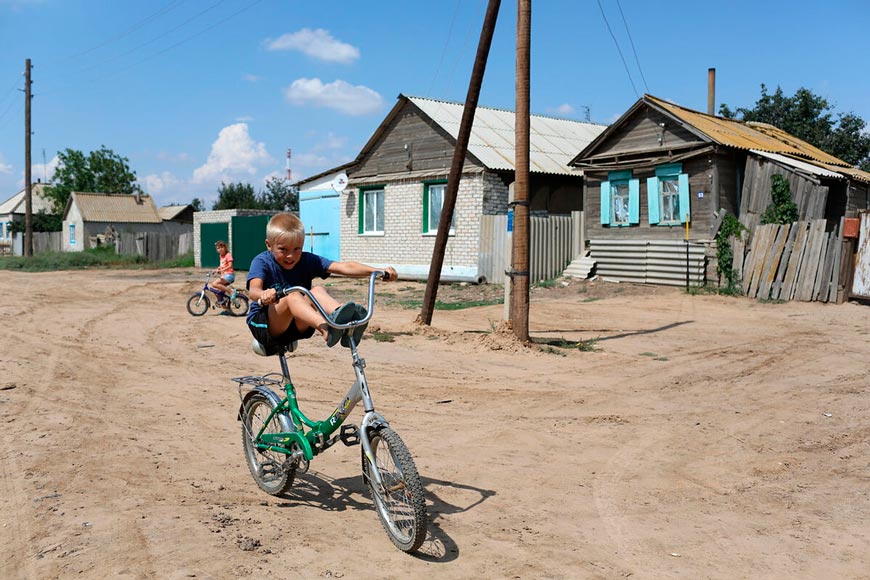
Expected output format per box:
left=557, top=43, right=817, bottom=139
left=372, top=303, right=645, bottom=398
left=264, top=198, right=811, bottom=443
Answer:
left=322, top=94, right=606, bottom=282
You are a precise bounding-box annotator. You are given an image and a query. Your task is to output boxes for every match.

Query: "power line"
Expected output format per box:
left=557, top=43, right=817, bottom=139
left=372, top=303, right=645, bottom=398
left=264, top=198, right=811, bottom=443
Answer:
left=615, top=0, right=649, bottom=93
left=596, top=0, right=638, bottom=98
left=427, top=0, right=463, bottom=96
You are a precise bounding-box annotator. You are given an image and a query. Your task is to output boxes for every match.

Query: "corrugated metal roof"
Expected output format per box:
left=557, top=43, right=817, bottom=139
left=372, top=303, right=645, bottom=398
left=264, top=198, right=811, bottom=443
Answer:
left=750, top=150, right=844, bottom=180
left=72, top=192, right=161, bottom=223
left=0, top=184, right=53, bottom=215
left=408, top=96, right=607, bottom=175
left=646, top=95, right=848, bottom=166
left=157, top=205, right=190, bottom=220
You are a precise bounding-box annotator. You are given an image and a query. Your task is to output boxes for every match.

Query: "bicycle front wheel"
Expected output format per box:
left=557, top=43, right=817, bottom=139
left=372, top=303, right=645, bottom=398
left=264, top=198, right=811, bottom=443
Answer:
left=241, top=393, right=296, bottom=495
left=228, top=294, right=250, bottom=317
left=186, top=292, right=210, bottom=316
left=362, top=426, right=427, bottom=552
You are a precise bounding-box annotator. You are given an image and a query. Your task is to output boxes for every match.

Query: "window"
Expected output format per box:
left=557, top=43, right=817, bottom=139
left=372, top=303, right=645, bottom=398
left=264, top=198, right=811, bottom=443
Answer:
left=423, top=181, right=454, bottom=234
left=358, top=187, right=384, bottom=234
left=69, top=224, right=76, bottom=245
left=600, top=170, right=639, bottom=226
left=647, top=163, right=690, bottom=225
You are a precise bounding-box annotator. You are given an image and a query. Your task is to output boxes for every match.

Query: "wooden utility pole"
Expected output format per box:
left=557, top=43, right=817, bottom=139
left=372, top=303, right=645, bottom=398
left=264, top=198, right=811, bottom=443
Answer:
left=24, top=58, right=33, bottom=257
left=511, top=0, right=531, bottom=341
left=418, top=0, right=501, bottom=325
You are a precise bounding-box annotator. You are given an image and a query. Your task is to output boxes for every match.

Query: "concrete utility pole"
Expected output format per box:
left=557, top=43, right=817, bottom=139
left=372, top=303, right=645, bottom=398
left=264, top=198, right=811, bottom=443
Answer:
left=511, top=0, right=531, bottom=341
left=24, top=58, right=33, bottom=257
left=418, top=0, right=501, bottom=325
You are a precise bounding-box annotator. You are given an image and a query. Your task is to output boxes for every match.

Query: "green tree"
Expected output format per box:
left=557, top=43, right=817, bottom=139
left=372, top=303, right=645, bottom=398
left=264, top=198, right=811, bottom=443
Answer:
left=260, top=176, right=298, bottom=212
left=760, top=174, right=798, bottom=225
left=212, top=182, right=259, bottom=210
left=10, top=210, right=62, bottom=233
left=46, top=146, right=141, bottom=214
left=190, top=197, right=204, bottom=212
left=719, top=85, right=870, bottom=171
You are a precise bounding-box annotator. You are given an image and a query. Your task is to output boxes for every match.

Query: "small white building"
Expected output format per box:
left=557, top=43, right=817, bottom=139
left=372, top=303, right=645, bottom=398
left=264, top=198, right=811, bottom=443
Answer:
left=0, top=183, right=53, bottom=254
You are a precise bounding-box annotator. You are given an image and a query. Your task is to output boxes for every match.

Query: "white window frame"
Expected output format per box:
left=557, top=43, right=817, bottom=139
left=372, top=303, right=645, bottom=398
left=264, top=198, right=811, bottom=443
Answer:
left=360, top=187, right=385, bottom=235
left=423, top=181, right=454, bottom=235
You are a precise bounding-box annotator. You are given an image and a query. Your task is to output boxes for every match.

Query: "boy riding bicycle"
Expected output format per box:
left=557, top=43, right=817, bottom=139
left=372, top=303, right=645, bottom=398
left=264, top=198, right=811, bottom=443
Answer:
left=245, top=213, right=397, bottom=350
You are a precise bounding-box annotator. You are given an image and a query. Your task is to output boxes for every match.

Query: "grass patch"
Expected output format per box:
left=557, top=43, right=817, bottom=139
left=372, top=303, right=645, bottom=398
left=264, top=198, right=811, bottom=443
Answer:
left=582, top=297, right=600, bottom=303
left=758, top=298, right=786, bottom=305
left=0, top=249, right=195, bottom=272
left=533, top=278, right=558, bottom=289
left=531, top=336, right=600, bottom=352
left=371, top=330, right=414, bottom=343
left=639, top=351, right=657, bottom=357
left=396, top=297, right=504, bottom=311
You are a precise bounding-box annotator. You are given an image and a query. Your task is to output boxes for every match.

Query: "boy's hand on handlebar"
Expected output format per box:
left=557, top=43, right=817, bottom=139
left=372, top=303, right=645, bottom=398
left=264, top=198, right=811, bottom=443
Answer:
left=381, top=266, right=398, bottom=282
left=259, top=288, right=277, bottom=306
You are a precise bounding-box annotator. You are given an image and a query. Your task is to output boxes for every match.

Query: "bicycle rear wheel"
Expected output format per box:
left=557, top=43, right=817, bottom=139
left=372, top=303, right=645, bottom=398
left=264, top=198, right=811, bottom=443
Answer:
left=241, top=393, right=296, bottom=495
left=228, top=294, right=250, bottom=317
left=362, top=426, right=427, bottom=552
left=186, top=292, right=210, bottom=316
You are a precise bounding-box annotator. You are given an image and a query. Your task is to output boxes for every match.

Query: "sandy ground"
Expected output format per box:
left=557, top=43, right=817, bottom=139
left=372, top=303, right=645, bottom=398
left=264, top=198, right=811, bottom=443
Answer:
left=1, top=268, right=869, bottom=580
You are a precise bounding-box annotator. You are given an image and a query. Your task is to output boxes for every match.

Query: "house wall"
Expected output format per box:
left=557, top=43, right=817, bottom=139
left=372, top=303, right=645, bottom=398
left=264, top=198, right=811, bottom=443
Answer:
left=847, top=182, right=870, bottom=216
left=594, top=107, right=702, bottom=158
left=353, top=101, right=485, bottom=178
left=585, top=155, right=720, bottom=242
left=340, top=173, right=502, bottom=275
left=62, top=203, right=84, bottom=252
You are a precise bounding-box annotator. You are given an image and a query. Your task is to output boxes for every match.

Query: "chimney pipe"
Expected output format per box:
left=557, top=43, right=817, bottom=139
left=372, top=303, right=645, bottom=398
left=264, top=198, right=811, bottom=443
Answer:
left=707, top=68, right=716, bottom=115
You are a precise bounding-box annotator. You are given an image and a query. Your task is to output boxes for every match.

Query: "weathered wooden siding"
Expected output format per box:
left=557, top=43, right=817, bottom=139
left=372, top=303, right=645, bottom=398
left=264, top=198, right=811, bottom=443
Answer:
left=593, top=108, right=703, bottom=158
left=847, top=182, right=870, bottom=215
left=584, top=156, right=719, bottom=242
left=738, top=156, right=829, bottom=235
left=354, top=101, right=483, bottom=178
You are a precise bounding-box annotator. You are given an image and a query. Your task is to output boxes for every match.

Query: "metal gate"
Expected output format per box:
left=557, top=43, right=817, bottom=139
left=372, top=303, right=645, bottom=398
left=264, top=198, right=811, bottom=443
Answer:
left=231, top=214, right=272, bottom=271
left=299, top=190, right=340, bottom=260
left=200, top=222, right=228, bottom=269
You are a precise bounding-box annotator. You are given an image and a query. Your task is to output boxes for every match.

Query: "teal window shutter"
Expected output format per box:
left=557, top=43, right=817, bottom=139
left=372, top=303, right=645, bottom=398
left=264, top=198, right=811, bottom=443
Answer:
left=600, top=181, right=611, bottom=224
left=678, top=173, right=690, bottom=223
left=628, top=178, right=640, bottom=224
left=655, top=163, right=682, bottom=177
left=647, top=176, right=660, bottom=224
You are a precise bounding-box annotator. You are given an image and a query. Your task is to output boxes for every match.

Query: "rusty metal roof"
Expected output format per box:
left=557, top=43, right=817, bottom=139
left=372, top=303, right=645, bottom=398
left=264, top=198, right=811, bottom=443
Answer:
left=68, top=192, right=162, bottom=223
left=646, top=95, right=848, bottom=167
left=407, top=95, right=607, bottom=175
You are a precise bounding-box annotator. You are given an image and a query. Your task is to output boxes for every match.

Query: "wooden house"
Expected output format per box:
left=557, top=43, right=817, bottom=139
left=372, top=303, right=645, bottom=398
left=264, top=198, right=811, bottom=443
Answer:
left=570, top=94, right=870, bottom=285
left=62, top=192, right=191, bottom=252
left=310, top=94, right=606, bottom=282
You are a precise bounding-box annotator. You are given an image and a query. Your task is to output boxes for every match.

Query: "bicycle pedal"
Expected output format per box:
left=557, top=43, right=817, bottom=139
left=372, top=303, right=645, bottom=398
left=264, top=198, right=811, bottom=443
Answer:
left=340, top=424, right=360, bottom=446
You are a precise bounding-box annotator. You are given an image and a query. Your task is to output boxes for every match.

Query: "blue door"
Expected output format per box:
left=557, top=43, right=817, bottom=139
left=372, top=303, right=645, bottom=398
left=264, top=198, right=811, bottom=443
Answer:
left=299, top=189, right=340, bottom=260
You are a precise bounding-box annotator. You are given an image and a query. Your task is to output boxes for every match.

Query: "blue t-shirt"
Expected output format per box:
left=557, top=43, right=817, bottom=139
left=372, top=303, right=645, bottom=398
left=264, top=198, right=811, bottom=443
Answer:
left=245, top=250, right=334, bottom=323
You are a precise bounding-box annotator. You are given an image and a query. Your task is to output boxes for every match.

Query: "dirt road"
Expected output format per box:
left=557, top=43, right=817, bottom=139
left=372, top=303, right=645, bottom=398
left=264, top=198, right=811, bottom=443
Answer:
left=1, top=269, right=868, bottom=579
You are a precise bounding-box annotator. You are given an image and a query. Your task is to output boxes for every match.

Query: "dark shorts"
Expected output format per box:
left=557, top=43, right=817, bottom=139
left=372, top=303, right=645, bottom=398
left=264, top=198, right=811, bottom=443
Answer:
left=247, top=307, right=315, bottom=352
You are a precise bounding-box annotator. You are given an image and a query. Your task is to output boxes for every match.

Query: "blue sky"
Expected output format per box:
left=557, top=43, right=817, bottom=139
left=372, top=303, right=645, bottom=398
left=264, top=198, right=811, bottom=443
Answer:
left=1, top=0, right=869, bottom=209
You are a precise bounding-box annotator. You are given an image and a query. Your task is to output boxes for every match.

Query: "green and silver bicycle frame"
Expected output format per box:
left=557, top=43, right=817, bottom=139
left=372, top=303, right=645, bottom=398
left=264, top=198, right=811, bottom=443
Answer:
left=237, top=274, right=391, bottom=492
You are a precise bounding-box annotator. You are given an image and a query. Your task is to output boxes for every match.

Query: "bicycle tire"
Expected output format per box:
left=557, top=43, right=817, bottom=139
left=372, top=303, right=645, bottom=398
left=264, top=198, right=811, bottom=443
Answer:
left=240, top=392, right=296, bottom=495
left=186, top=292, right=210, bottom=316
left=228, top=294, right=250, bottom=317
left=362, top=426, right=427, bottom=552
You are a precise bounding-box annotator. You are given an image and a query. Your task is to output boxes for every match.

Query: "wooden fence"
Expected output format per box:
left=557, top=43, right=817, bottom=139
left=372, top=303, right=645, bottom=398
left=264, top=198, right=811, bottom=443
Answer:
left=479, top=211, right=583, bottom=283
left=736, top=218, right=846, bottom=302
left=116, top=231, right=193, bottom=262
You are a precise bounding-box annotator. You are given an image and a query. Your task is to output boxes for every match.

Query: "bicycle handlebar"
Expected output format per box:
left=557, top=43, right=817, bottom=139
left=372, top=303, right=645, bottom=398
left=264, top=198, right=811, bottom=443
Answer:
left=260, top=271, right=387, bottom=330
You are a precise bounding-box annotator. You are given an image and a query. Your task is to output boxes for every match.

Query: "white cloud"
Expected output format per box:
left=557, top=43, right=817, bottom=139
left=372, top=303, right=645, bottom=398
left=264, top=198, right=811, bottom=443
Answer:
left=242, top=73, right=262, bottom=83
left=192, top=123, right=274, bottom=184
left=555, top=103, right=575, bottom=116
left=266, top=28, right=360, bottom=64
left=143, top=171, right=182, bottom=196
left=0, top=153, right=11, bottom=175
left=284, top=78, right=383, bottom=116
left=155, top=151, right=190, bottom=163
left=30, top=155, right=58, bottom=183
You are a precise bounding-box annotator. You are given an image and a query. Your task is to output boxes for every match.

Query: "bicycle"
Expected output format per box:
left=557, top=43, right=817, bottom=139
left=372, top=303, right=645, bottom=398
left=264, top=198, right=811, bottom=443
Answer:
left=233, top=272, right=428, bottom=553
left=186, top=270, right=250, bottom=317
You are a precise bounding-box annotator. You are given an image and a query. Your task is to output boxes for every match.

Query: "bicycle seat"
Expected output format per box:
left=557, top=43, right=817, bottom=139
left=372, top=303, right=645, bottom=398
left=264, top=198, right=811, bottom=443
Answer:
left=251, top=338, right=297, bottom=357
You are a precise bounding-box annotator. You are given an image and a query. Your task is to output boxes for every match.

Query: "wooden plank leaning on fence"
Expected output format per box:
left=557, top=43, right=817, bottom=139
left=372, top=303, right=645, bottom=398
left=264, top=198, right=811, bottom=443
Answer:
left=731, top=236, right=745, bottom=287
left=781, top=221, right=810, bottom=300
left=748, top=224, right=774, bottom=298
left=772, top=223, right=799, bottom=299
left=759, top=223, right=790, bottom=300
left=827, top=217, right=845, bottom=303
left=795, top=220, right=827, bottom=301
left=815, top=227, right=835, bottom=301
